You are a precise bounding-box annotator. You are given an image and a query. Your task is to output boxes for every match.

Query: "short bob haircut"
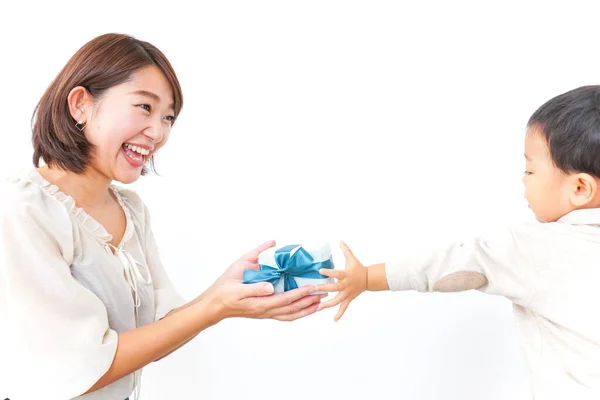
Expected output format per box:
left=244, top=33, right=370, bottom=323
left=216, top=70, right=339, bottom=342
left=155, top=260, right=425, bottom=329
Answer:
left=32, top=33, right=183, bottom=174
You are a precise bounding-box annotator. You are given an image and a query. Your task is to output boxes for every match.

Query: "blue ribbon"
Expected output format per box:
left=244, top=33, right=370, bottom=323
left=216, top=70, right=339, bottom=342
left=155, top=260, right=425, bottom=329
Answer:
left=242, top=244, right=334, bottom=292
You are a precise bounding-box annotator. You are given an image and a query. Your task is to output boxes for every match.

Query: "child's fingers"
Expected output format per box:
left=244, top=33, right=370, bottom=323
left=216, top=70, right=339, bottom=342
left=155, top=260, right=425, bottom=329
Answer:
left=313, top=283, right=340, bottom=293
left=318, top=293, right=344, bottom=311
left=319, top=268, right=343, bottom=278
left=340, top=241, right=356, bottom=260
left=334, top=300, right=350, bottom=322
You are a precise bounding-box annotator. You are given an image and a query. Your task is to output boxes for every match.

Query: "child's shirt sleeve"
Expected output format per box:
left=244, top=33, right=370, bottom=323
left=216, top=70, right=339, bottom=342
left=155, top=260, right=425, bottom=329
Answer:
left=384, top=223, right=543, bottom=305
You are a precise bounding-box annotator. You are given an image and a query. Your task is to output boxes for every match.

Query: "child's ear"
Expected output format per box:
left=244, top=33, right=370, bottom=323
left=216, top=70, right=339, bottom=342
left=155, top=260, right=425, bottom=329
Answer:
left=570, top=173, right=597, bottom=207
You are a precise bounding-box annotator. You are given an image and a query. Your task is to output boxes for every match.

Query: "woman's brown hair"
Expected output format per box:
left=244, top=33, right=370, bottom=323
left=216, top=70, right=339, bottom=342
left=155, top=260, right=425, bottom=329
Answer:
left=32, top=33, right=183, bottom=173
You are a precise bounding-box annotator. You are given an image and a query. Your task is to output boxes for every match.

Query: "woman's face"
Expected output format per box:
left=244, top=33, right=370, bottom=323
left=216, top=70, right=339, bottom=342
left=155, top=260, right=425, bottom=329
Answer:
left=82, top=65, right=176, bottom=184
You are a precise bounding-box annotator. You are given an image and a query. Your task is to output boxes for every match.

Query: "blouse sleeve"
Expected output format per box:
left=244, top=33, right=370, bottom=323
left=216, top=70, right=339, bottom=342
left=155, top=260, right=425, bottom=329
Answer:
left=0, top=184, right=118, bottom=398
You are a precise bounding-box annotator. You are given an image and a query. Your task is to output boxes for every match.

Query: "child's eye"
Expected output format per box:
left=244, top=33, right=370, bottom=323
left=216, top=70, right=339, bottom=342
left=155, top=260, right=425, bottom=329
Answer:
left=524, top=171, right=533, bottom=176
left=138, top=104, right=151, bottom=112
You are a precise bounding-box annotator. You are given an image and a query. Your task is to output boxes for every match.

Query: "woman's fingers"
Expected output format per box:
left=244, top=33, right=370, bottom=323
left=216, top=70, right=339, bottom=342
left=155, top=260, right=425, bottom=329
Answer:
left=241, top=240, right=276, bottom=262
left=266, top=294, right=324, bottom=318
left=254, top=285, right=316, bottom=310
left=272, top=302, right=320, bottom=322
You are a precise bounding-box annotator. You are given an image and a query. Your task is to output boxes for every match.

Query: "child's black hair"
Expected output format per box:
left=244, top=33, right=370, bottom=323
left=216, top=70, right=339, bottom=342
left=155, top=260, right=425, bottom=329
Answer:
left=528, top=85, right=600, bottom=177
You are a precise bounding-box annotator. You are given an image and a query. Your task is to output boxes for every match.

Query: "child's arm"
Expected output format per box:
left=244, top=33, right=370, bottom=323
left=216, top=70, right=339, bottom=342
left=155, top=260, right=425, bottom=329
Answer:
left=317, top=225, right=542, bottom=321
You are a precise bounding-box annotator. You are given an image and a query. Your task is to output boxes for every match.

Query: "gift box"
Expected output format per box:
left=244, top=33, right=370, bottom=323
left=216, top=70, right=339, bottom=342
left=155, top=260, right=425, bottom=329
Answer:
left=243, top=243, right=335, bottom=294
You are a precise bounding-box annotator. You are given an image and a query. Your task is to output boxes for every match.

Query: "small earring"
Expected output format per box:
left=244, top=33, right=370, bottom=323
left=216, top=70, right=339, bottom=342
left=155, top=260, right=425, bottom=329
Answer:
left=75, top=120, right=86, bottom=131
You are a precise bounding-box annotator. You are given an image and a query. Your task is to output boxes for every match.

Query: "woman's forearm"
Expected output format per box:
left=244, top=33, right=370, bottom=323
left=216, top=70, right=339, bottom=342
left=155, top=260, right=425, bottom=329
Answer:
left=154, top=289, right=213, bottom=361
left=84, top=297, right=222, bottom=394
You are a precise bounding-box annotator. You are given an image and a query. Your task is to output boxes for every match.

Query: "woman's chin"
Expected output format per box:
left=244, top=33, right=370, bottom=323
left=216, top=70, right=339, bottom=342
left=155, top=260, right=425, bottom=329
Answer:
left=114, top=169, right=142, bottom=185
left=112, top=155, right=145, bottom=184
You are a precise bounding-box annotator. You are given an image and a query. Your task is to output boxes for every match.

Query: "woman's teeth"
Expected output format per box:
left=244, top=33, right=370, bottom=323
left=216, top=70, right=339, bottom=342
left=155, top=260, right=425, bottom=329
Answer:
left=123, top=143, right=150, bottom=156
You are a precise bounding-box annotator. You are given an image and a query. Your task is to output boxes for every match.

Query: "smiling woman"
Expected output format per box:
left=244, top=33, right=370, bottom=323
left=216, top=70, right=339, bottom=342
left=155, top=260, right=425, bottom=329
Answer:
left=0, top=33, right=323, bottom=400
left=55, top=65, right=178, bottom=182
left=32, top=34, right=183, bottom=181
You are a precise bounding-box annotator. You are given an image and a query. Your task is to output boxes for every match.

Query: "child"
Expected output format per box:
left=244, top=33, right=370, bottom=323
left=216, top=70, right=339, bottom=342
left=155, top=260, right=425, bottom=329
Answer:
left=0, top=33, right=322, bottom=400
left=316, top=86, right=600, bottom=400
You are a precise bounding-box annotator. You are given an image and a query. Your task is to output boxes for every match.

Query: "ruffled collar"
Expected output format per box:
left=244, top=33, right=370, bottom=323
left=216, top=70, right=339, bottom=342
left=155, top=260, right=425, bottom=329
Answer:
left=12, top=169, right=135, bottom=248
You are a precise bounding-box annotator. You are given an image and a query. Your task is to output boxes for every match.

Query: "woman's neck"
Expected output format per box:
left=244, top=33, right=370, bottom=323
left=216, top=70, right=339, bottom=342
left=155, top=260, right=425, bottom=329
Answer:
left=37, top=165, right=114, bottom=209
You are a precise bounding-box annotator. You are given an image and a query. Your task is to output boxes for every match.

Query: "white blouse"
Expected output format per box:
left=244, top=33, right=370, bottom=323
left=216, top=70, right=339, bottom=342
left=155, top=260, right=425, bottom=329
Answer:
left=0, top=169, right=187, bottom=400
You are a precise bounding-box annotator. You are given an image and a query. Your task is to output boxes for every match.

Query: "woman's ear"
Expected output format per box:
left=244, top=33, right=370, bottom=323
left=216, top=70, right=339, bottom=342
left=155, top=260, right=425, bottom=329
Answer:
left=66, top=86, right=93, bottom=124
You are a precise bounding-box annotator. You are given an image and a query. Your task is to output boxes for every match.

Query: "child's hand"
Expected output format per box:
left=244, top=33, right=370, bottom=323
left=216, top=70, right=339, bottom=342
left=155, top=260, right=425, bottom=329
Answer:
left=314, top=241, right=367, bottom=321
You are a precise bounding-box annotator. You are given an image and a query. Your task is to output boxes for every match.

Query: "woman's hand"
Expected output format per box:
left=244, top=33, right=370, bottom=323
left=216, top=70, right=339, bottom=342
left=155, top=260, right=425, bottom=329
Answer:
left=205, top=240, right=324, bottom=322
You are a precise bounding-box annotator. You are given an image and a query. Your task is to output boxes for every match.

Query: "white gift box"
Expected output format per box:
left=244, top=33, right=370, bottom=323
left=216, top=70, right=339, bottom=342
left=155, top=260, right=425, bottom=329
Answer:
left=255, top=243, right=335, bottom=294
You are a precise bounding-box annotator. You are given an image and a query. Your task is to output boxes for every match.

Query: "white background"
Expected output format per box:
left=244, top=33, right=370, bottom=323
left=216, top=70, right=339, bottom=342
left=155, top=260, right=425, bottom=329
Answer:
left=2, top=1, right=600, bottom=399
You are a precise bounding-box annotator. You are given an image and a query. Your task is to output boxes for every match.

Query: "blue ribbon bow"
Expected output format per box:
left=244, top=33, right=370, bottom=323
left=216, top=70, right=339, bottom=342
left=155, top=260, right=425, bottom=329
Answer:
left=242, top=244, right=334, bottom=291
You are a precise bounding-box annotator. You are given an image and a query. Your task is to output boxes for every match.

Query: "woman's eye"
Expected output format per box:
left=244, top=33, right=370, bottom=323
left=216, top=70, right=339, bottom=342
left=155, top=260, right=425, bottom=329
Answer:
left=139, top=104, right=151, bottom=112
left=165, top=115, right=175, bottom=123
left=524, top=171, right=532, bottom=176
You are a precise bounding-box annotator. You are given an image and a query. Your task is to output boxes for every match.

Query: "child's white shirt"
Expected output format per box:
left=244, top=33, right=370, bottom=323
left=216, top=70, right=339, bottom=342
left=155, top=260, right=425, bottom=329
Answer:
left=386, top=208, right=600, bottom=400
